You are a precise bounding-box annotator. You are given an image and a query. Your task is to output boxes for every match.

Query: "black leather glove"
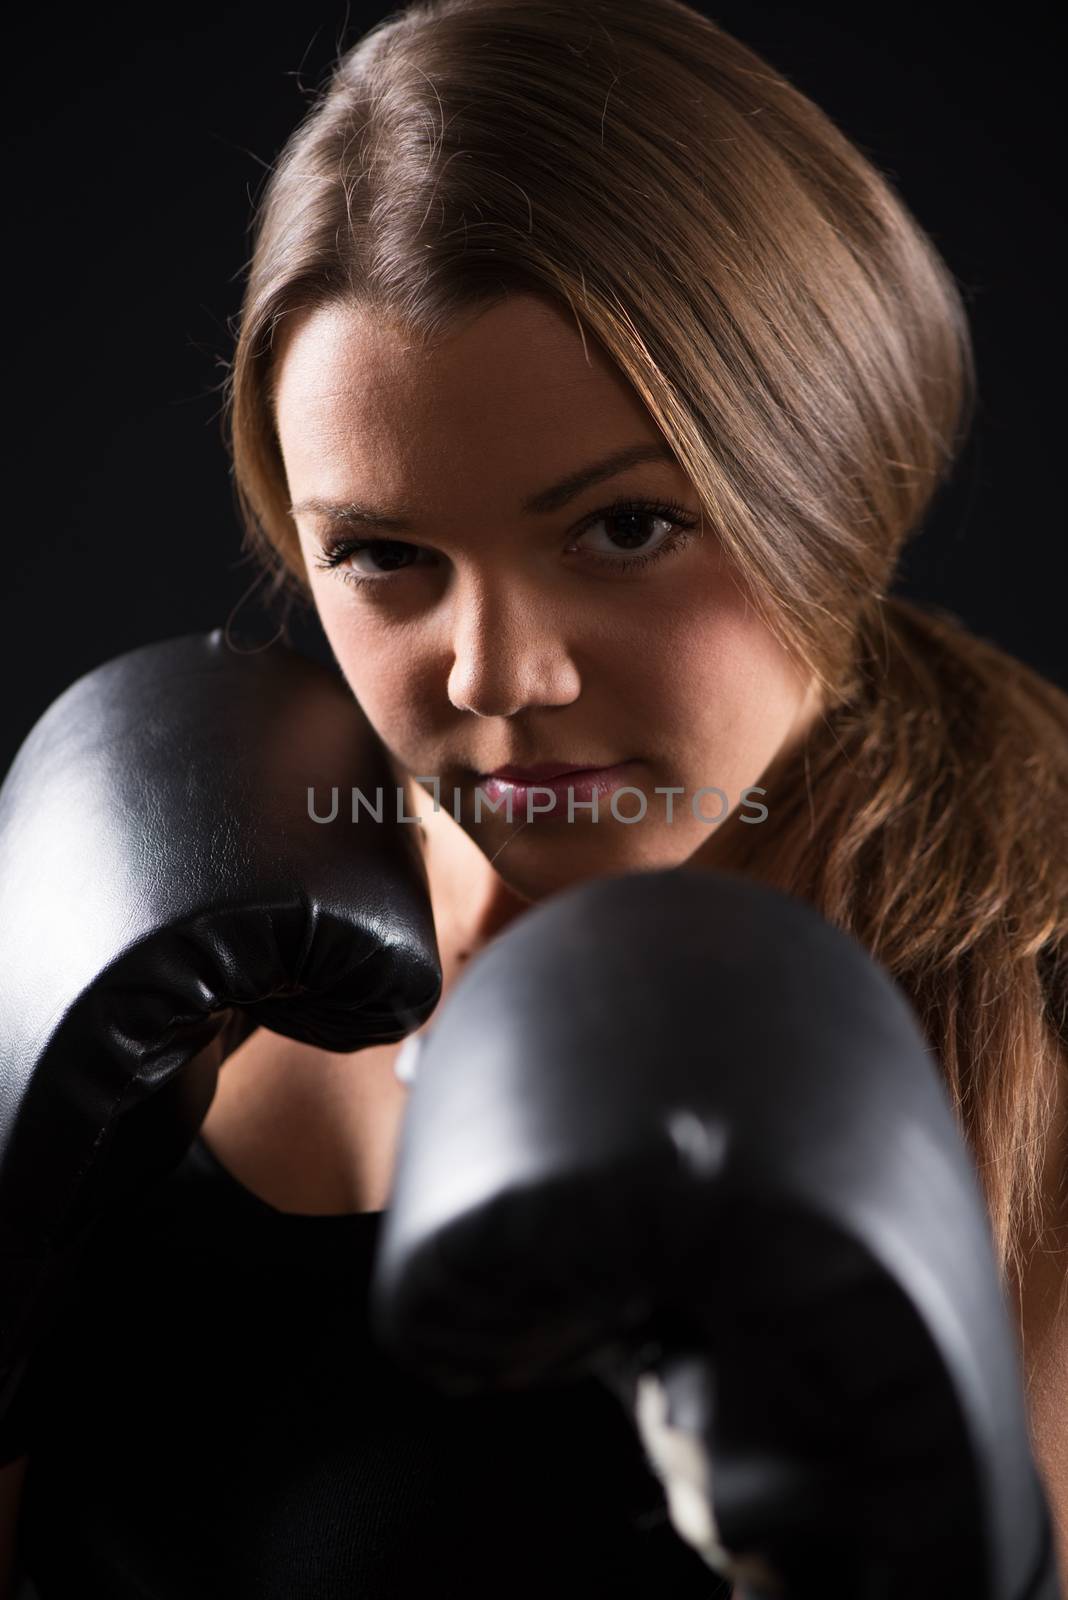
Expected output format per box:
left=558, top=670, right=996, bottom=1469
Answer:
left=370, top=867, right=1060, bottom=1600
left=0, top=628, right=442, bottom=1463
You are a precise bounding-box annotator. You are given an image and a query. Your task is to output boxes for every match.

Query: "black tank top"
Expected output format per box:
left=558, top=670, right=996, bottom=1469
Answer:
left=18, top=1134, right=730, bottom=1598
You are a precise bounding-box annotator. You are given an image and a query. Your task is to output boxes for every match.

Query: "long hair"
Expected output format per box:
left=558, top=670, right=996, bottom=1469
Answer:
left=222, top=0, right=1068, bottom=1303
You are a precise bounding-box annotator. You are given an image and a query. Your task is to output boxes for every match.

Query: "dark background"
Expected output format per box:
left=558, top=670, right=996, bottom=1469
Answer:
left=3, top=1, right=1064, bottom=773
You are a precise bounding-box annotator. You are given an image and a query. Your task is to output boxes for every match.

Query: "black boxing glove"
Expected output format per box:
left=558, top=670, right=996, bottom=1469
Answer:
left=0, top=628, right=442, bottom=1463
left=370, top=868, right=1060, bottom=1600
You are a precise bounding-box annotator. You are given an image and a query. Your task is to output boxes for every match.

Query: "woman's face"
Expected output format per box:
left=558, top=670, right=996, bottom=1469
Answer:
left=275, top=292, right=821, bottom=902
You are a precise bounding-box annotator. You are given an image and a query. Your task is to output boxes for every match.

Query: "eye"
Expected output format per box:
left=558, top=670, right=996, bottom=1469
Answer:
left=310, top=496, right=702, bottom=592
left=313, top=539, right=428, bottom=582
left=570, top=498, right=701, bottom=572
left=310, top=536, right=435, bottom=590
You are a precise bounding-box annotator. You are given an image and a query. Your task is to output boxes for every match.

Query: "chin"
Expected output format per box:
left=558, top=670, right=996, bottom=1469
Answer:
left=476, top=826, right=690, bottom=903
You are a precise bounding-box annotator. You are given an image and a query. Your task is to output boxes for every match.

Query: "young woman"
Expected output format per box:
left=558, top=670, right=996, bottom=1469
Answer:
left=4, top=0, right=1065, bottom=1593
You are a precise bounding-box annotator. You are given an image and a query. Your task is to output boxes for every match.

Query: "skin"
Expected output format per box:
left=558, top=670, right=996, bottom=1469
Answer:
left=273, top=290, right=824, bottom=946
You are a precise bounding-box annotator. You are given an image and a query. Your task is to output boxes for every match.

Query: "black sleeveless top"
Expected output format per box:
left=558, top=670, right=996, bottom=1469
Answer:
left=18, top=1134, right=729, bottom=1598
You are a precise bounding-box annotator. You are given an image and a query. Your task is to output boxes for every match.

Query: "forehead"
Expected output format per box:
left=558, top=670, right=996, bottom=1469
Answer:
left=273, top=293, right=659, bottom=492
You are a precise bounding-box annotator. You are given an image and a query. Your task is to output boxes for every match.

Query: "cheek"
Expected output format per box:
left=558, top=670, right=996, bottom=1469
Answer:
left=698, top=616, right=807, bottom=780
left=616, top=588, right=754, bottom=740
left=646, top=596, right=804, bottom=786
left=313, top=593, right=432, bottom=753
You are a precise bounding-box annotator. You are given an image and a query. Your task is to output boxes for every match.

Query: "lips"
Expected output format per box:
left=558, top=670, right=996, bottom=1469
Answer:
left=481, top=761, right=614, bottom=782
left=477, top=763, right=637, bottom=811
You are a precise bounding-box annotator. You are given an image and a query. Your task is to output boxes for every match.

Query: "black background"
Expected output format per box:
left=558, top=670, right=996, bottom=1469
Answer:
left=3, top=1, right=1064, bottom=772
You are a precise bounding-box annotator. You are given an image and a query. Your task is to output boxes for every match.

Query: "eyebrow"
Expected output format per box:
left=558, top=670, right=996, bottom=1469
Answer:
left=288, top=442, right=679, bottom=530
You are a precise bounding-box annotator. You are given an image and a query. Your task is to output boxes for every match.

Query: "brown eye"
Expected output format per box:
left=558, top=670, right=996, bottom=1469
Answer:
left=570, top=498, right=700, bottom=574
left=312, top=538, right=431, bottom=589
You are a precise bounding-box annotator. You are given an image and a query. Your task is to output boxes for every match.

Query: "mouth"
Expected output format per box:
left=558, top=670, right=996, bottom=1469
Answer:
left=480, top=760, right=631, bottom=783
left=474, top=761, right=639, bottom=810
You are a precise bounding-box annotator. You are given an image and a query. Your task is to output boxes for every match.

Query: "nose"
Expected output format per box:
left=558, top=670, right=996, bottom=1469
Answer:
left=446, top=575, right=581, bottom=719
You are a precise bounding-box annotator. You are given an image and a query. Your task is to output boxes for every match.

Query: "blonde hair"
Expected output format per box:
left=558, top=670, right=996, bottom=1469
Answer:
left=223, top=0, right=1068, bottom=1298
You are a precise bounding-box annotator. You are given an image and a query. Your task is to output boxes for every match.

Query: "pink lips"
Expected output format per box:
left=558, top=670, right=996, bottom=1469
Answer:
left=477, top=762, right=637, bottom=812
left=482, top=761, right=610, bottom=783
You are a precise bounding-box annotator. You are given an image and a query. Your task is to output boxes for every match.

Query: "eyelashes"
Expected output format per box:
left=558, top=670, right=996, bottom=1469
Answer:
left=310, top=496, right=702, bottom=593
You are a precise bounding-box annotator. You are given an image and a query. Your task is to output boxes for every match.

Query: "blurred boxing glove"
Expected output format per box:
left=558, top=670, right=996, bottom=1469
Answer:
left=370, top=869, right=1060, bottom=1600
left=0, top=629, right=442, bottom=1462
